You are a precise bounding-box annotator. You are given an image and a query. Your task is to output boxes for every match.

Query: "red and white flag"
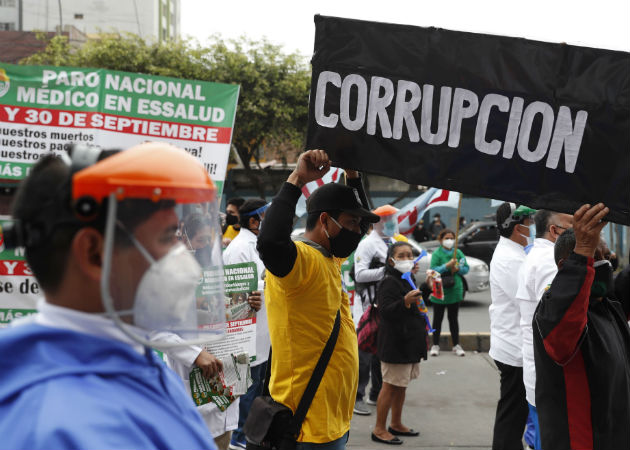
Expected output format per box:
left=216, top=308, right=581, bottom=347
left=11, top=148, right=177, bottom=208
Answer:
left=397, top=188, right=460, bottom=235
left=294, top=167, right=343, bottom=217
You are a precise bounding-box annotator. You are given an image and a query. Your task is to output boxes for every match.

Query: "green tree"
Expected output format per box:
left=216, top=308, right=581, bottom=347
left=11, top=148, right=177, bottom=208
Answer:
left=21, top=34, right=311, bottom=177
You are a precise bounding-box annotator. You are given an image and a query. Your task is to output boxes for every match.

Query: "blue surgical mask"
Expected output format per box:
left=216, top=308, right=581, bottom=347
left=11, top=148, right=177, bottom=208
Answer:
left=383, top=220, right=397, bottom=237
left=529, top=224, right=536, bottom=242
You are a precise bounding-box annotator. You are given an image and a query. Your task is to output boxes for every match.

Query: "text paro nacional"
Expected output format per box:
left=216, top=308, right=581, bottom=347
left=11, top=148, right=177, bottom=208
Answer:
left=15, top=69, right=226, bottom=123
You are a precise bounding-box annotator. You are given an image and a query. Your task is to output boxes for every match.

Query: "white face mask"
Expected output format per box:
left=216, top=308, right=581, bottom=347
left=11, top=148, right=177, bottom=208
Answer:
left=442, top=238, right=455, bottom=250
left=132, top=242, right=202, bottom=332
left=392, top=258, right=415, bottom=274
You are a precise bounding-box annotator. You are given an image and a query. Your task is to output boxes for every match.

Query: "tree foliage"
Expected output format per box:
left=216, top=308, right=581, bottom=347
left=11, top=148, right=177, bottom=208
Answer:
left=21, top=34, right=311, bottom=171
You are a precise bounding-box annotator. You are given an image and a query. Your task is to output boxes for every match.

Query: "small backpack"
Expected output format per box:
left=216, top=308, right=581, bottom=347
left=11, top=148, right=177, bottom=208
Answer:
left=356, top=304, right=379, bottom=354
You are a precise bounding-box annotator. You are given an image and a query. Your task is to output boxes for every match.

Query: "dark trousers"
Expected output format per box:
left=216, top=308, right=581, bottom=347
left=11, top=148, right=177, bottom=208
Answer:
left=357, top=349, right=382, bottom=402
left=432, top=302, right=460, bottom=345
left=492, top=360, right=529, bottom=450
left=232, top=362, right=267, bottom=444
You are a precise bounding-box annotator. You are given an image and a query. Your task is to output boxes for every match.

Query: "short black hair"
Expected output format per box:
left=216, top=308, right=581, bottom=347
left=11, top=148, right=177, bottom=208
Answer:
left=386, top=241, right=413, bottom=262
left=434, top=213, right=441, bottom=218
left=438, top=228, right=455, bottom=241
left=554, top=228, right=576, bottom=265
left=534, top=210, right=553, bottom=238
left=305, top=210, right=341, bottom=231
left=239, top=198, right=266, bottom=228
left=12, top=154, right=173, bottom=294
left=226, top=197, right=245, bottom=208
left=496, top=202, right=522, bottom=238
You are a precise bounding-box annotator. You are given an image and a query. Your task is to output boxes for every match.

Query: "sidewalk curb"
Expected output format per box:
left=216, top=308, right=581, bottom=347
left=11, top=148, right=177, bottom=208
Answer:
left=437, top=332, right=490, bottom=352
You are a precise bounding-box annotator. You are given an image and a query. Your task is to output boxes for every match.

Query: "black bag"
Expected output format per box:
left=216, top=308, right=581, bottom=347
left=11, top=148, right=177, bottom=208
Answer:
left=244, top=310, right=341, bottom=450
left=442, top=272, right=456, bottom=288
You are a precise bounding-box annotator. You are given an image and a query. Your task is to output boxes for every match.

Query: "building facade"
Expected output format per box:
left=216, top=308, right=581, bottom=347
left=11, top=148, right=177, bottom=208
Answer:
left=0, top=0, right=180, bottom=41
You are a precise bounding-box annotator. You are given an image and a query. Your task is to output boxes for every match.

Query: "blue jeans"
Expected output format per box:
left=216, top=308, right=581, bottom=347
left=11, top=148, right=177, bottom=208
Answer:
left=295, top=432, right=349, bottom=450
left=231, top=362, right=267, bottom=445
left=527, top=403, right=542, bottom=450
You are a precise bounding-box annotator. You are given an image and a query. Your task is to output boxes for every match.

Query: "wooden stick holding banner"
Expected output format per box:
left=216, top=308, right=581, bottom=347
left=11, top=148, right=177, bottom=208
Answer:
left=448, top=193, right=464, bottom=272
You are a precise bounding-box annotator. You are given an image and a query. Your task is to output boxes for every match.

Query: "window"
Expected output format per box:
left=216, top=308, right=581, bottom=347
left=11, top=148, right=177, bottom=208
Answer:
left=74, top=13, right=84, bottom=19
left=0, top=22, right=16, bottom=31
left=0, top=0, right=17, bottom=7
left=469, top=226, right=498, bottom=242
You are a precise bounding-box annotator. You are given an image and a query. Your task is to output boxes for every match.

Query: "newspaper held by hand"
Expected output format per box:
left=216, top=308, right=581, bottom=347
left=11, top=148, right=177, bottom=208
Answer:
left=189, top=352, right=252, bottom=411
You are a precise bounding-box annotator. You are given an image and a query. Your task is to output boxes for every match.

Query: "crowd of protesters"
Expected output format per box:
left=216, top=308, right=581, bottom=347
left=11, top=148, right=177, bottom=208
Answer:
left=0, top=146, right=628, bottom=450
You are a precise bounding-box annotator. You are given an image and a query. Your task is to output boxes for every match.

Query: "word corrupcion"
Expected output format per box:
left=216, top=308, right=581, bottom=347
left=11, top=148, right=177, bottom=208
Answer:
left=314, top=71, right=587, bottom=174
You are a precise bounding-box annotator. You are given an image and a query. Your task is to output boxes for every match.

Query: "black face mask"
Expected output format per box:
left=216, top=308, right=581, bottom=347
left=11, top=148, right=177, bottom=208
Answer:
left=591, top=260, right=614, bottom=298
left=225, top=213, right=238, bottom=226
left=325, top=218, right=363, bottom=258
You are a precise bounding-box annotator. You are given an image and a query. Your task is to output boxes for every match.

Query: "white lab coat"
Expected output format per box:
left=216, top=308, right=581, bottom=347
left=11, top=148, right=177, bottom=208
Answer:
left=515, top=238, right=557, bottom=406
left=160, top=334, right=239, bottom=438
left=222, top=228, right=270, bottom=366
left=354, top=231, right=395, bottom=309
left=489, top=236, right=526, bottom=367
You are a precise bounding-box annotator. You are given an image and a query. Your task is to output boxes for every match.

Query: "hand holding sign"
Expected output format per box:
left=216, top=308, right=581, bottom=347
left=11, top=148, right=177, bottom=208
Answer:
left=573, top=203, right=609, bottom=259
left=288, top=150, right=331, bottom=188
left=247, top=291, right=262, bottom=312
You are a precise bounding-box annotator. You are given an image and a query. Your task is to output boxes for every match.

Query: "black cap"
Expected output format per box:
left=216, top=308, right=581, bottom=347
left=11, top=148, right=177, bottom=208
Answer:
left=306, top=183, right=379, bottom=223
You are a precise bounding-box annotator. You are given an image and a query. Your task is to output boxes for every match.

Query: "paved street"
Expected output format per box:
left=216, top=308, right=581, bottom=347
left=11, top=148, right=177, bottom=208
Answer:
left=348, top=352, right=499, bottom=450
left=348, top=287, right=499, bottom=450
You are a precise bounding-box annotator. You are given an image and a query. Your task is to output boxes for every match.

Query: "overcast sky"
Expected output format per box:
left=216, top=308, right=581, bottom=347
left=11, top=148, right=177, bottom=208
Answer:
left=181, top=0, right=630, bottom=57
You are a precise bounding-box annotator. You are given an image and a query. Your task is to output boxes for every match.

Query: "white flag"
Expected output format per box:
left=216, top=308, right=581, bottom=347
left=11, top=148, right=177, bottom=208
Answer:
left=294, top=167, right=343, bottom=217
left=397, top=188, right=460, bottom=235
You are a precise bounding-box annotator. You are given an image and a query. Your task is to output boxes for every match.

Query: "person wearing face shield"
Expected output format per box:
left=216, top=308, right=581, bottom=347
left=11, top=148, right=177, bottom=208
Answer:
left=515, top=209, right=573, bottom=449
left=428, top=228, right=469, bottom=357
left=223, top=199, right=269, bottom=450
left=352, top=205, right=406, bottom=415
left=533, top=203, right=630, bottom=450
left=256, top=150, right=379, bottom=449
left=0, top=143, right=220, bottom=450
left=488, top=203, right=536, bottom=450
left=163, top=210, right=262, bottom=450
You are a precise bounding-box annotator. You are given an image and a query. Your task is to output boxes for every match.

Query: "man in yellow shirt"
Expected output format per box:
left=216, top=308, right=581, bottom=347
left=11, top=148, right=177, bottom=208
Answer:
left=257, top=150, right=379, bottom=448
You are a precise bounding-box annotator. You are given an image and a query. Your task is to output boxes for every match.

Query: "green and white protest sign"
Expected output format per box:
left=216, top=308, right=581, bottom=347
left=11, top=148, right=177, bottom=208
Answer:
left=196, top=261, right=258, bottom=363
left=0, top=218, right=38, bottom=328
left=0, top=64, right=239, bottom=195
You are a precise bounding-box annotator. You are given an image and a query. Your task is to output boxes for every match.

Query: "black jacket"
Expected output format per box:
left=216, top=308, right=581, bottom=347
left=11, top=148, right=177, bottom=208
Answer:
left=376, top=266, right=428, bottom=364
left=533, top=253, right=630, bottom=450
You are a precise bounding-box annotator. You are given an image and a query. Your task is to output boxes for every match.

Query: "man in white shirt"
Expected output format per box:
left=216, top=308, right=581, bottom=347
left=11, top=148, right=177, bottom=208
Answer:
left=515, top=209, right=573, bottom=449
left=223, top=198, right=270, bottom=450
left=489, top=203, right=535, bottom=450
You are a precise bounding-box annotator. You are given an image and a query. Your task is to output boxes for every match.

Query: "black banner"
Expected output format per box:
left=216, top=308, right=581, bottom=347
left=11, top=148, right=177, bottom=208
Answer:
left=306, top=15, right=630, bottom=225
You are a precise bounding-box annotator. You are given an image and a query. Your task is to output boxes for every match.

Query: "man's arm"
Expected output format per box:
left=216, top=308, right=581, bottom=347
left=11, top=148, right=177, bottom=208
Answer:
left=534, top=203, right=608, bottom=365
left=257, top=150, right=331, bottom=277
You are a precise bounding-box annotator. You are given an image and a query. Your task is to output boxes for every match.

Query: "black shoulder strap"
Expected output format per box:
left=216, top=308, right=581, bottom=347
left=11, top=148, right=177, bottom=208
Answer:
left=291, top=309, right=341, bottom=437
left=262, top=309, right=341, bottom=438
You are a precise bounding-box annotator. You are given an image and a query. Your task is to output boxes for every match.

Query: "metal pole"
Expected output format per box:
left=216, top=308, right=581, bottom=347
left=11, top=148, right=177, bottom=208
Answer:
left=57, top=0, right=62, bottom=35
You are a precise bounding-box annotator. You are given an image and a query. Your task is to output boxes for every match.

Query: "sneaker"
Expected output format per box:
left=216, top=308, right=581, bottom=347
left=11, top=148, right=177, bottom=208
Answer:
left=430, top=345, right=440, bottom=356
left=366, top=397, right=377, bottom=405
left=453, top=344, right=466, bottom=357
left=228, top=438, right=247, bottom=450
left=353, top=399, right=371, bottom=415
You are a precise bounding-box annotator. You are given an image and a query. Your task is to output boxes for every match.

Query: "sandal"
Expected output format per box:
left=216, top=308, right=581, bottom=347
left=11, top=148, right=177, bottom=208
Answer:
left=371, top=433, right=403, bottom=445
left=388, top=426, right=420, bottom=436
